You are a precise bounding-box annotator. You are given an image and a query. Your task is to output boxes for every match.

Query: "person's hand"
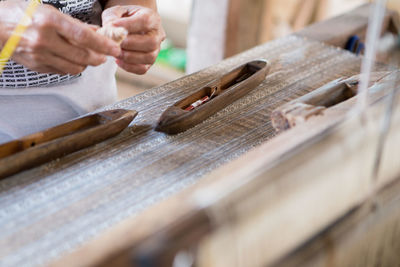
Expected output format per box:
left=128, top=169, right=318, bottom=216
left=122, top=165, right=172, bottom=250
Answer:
left=0, top=1, right=121, bottom=75
left=102, top=5, right=166, bottom=74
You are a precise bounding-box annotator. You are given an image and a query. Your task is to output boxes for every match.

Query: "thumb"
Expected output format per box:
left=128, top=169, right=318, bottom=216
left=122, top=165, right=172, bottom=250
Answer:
left=102, top=6, right=130, bottom=25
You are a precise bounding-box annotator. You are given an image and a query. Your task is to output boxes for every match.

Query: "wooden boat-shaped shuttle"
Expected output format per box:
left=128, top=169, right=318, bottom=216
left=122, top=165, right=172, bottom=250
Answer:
left=0, top=109, right=137, bottom=179
left=156, top=59, right=270, bottom=134
left=271, top=71, right=392, bottom=132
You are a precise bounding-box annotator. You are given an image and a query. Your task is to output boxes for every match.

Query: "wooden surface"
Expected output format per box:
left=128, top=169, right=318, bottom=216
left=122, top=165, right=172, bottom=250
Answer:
left=188, top=0, right=375, bottom=72
left=275, top=176, right=400, bottom=267
left=225, top=0, right=266, bottom=58
left=187, top=0, right=269, bottom=72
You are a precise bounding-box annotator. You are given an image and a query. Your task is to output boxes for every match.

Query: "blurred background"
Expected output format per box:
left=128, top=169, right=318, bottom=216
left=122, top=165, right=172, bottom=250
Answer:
left=116, top=0, right=400, bottom=100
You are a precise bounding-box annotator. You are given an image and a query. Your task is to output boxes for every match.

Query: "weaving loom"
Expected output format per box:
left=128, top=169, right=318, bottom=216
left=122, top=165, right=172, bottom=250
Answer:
left=1, top=4, right=399, bottom=267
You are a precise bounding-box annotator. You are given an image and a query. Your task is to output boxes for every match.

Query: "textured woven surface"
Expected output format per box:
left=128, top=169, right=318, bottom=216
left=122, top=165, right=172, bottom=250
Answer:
left=0, top=35, right=367, bottom=266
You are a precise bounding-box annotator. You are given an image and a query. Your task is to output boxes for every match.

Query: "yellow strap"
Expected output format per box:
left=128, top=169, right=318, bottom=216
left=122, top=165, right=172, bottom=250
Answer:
left=0, top=0, right=41, bottom=74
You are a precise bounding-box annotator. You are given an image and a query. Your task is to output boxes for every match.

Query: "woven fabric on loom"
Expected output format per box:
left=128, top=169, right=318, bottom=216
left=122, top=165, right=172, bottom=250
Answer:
left=0, top=35, right=385, bottom=266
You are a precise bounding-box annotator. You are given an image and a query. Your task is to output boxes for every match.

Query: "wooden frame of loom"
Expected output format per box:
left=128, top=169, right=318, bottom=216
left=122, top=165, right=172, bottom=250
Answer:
left=53, top=69, right=400, bottom=267
left=52, top=4, right=400, bottom=267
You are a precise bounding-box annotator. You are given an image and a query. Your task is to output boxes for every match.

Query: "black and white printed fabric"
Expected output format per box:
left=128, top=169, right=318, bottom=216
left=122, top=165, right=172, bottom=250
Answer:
left=0, top=0, right=103, bottom=88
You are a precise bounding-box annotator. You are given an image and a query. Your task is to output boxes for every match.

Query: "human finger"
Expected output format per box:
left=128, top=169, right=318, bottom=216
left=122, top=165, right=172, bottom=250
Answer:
left=101, top=5, right=131, bottom=25
left=111, top=8, right=160, bottom=34
left=44, top=52, right=87, bottom=75
left=116, top=59, right=150, bottom=75
left=88, top=24, right=100, bottom=31
left=31, top=4, right=121, bottom=56
left=33, top=66, right=67, bottom=75
left=120, top=32, right=163, bottom=52
left=12, top=51, right=85, bottom=75
left=54, top=15, right=121, bottom=56
left=117, top=49, right=159, bottom=65
left=50, top=36, right=107, bottom=66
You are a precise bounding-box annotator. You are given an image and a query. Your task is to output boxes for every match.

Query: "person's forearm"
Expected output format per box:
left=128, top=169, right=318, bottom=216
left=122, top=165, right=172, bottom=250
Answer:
left=103, top=0, right=157, bottom=10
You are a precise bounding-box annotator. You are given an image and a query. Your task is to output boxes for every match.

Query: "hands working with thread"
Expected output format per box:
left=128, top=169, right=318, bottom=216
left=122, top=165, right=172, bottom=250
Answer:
left=0, top=0, right=165, bottom=75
